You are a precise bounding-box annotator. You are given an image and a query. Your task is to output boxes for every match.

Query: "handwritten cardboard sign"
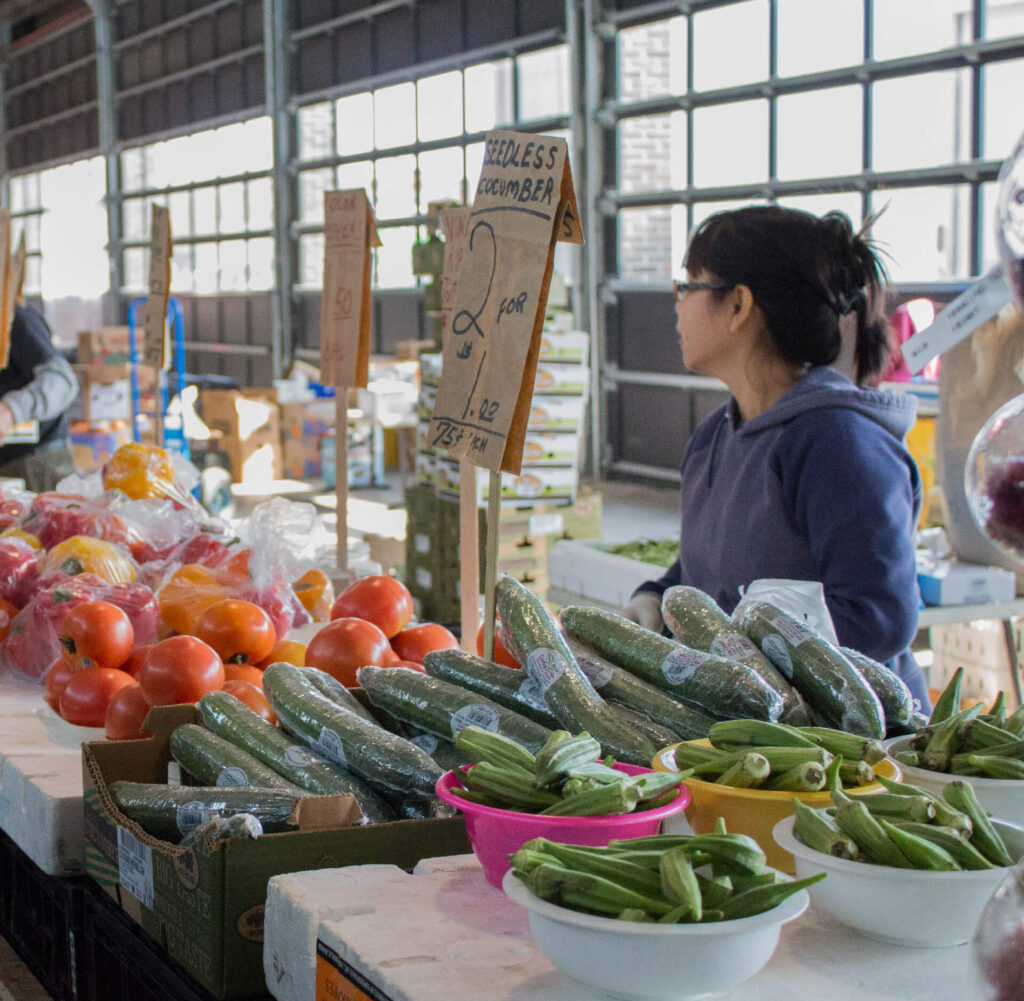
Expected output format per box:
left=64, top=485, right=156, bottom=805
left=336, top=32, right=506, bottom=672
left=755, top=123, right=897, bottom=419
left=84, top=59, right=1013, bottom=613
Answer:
left=320, top=189, right=380, bottom=389
left=0, top=211, right=11, bottom=370
left=428, top=131, right=583, bottom=473
left=10, top=230, right=26, bottom=307
left=142, top=205, right=172, bottom=370
left=439, top=206, right=473, bottom=341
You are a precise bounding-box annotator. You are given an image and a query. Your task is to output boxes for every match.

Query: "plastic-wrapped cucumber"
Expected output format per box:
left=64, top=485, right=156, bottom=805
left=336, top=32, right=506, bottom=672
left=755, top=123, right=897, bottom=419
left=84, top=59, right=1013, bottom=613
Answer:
left=559, top=604, right=785, bottom=723
left=356, top=664, right=553, bottom=754
left=661, top=585, right=810, bottom=725
left=300, top=666, right=378, bottom=724
left=263, top=662, right=443, bottom=799
left=170, top=723, right=304, bottom=793
left=565, top=634, right=715, bottom=740
left=402, top=728, right=473, bottom=772
left=196, top=691, right=395, bottom=824
left=109, top=781, right=300, bottom=842
left=733, top=600, right=885, bottom=738
left=496, top=576, right=658, bottom=766
left=840, top=646, right=916, bottom=732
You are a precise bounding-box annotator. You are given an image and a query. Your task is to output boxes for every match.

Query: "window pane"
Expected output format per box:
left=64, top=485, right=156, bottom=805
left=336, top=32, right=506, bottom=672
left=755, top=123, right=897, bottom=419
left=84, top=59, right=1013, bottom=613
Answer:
left=22, top=213, right=40, bottom=253
left=418, top=148, right=464, bottom=212
left=219, top=182, right=246, bottom=233
left=464, top=60, right=513, bottom=133
left=777, top=0, right=862, bottom=77
left=777, top=86, right=862, bottom=181
left=161, top=134, right=194, bottom=187
left=691, top=198, right=769, bottom=235
left=693, top=1, right=769, bottom=91
left=985, top=0, right=1024, bottom=38
left=984, top=59, right=1024, bottom=161
left=618, top=18, right=686, bottom=102
left=375, top=225, right=416, bottom=288
left=336, top=161, right=374, bottom=196
left=692, top=101, right=768, bottom=187
left=248, top=237, right=274, bottom=291
left=618, top=113, right=684, bottom=194
left=517, top=46, right=570, bottom=120
left=873, top=0, right=969, bottom=60
left=168, top=190, right=192, bottom=238
left=241, top=118, right=273, bottom=173
left=187, top=130, right=221, bottom=185
left=299, top=233, right=324, bottom=288
left=618, top=205, right=673, bottom=281
left=298, top=101, right=334, bottom=161
left=123, top=197, right=147, bottom=241
left=124, top=247, right=146, bottom=291
left=8, top=176, right=26, bottom=213
left=980, top=179, right=1001, bottom=272
left=870, top=185, right=971, bottom=281
left=247, top=177, right=273, bottom=231
left=418, top=71, right=462, bottom=142
left=219, top=239, right=247, bottom=292
left=24, top=256, right=41, bottom=296
left=336, top=93, right=373, bottom=156
left=298, top=168, right=332, bottom=225
left=193, top=186, right=217, bottom=235
left=872, top=71, right=970, bottom=172
left=374, top=154, right=417, bottom=219
left=375, top=83, right=416, bottom=149
left=465, top=142, right=485, bottom=196
left=121, top=148, right=145, bottom=193
left=171, top=245, right=194, bottom=293
left=776, top=192, right=864, bottom=226
left=194, top=242, right=219, bottom=294
left=216, top=121, right=262, bottom=179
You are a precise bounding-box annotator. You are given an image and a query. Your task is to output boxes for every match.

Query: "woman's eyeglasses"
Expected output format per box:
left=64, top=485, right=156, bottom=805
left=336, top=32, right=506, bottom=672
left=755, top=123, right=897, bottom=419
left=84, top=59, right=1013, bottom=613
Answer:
left=673, top=280, right=730, bottom=300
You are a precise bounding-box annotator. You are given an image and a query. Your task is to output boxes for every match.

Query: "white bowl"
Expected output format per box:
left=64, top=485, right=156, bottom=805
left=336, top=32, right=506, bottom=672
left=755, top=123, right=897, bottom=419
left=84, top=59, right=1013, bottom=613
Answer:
left=885, top=736, right=1024, bottom=827
left=773, top=814, right=1024, bottom=947
left=501, top=868, right=808, bottom=1001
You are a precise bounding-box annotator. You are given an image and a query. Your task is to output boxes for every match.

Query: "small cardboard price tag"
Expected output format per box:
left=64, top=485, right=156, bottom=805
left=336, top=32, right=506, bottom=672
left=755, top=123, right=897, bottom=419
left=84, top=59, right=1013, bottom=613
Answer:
left=0, top=210, right=12, bottom=369
left=320, top=189, right=380, bottom=389
left=439, top=205, right=473, bottom=340
left=428, top=130, right=583, bottom=474
left=142, top=205, right=172, bottom=370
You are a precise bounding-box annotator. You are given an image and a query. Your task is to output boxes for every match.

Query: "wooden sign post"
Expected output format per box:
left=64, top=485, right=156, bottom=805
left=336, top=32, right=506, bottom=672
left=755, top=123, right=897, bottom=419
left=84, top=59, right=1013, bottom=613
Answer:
left=10, top=231, right=26, bottom=309
left=0, top=211, right=12, bottom=370
left=429, top=131, right=583, bottom=659
left=320, top=189, right=380, bottom=575
left=142, top=205, right=172, bottom=448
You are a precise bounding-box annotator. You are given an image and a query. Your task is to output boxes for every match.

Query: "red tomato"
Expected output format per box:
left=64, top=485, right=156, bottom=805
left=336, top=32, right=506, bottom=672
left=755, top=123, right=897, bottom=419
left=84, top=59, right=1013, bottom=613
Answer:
left=391, top=660, right=427, bottom=673
left=59, top=600, right=135, bottom=670
left=59, top=668, right=136, bottom=727
left=120, top=644, right=153, bottom=678
left=104, top=683, right=152, bottom=740
left=304, top=617, right=393, bottom=687
left=475, top=621, right=521, bottom=669
left=222, top=679, right=277, bottom=724
left=138, top=635, right=225, bottom=706
left=44, top=657, right=79, bottom=712
left=254, top=639, right=306, bottom=670
left=195, top=598, right=276, bottom=665
left=223, top=663, right=266, bottom=690
left=390, top=623, right=459, bottom=665
left=330, top=575, right=413, bottom=639
left=0, top=596, right=18, bottom=641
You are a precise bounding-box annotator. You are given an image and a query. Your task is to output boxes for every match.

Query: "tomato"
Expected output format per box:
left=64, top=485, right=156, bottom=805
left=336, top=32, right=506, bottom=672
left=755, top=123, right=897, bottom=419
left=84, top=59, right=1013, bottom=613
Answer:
left=104, top=682, right=152, bottom=740
left=304, top=617, right=393, bottom=687
left=195, top=598, right=276, bottom=665
left=330, top=575, right=413, bottom=639
left=121, top=644, right=153, bottom=678
left=0, top=596, right=17, bottom=642
left=222, top=680, right=277, bottom=725
left=59, top=668, right=136, bottom=727
left=138, top=635, right=225, bottom=706
left=223, top=663, right=266, bottom=690
left=59, top=600, right=135, bottom=670
left=292, top=568, right=334, bottom=621
left=391, top=660, right=427, bottom=673
left=390, top=623, right=459, bottom=665
left=255, top=639, right=306, bottom=670
left=43, top=536, right=137, bottom=584
left=475, top=621, right=521, bottom=669
left=102, top=443, right=178, bottom=501
left=44, top=657, right=79, bottom=712
left=157, top=563, right=232, bottom=636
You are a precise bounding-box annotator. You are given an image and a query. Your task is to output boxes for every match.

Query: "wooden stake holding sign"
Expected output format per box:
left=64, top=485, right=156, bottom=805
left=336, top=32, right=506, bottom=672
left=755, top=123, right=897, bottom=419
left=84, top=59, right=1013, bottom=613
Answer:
left=429, top=131, right=583, bottom=659
left=0, top=210, right=12, bottom=370
left=320, top=189, right=380, bottom=575
left=10, top=231, right=26, bottom=309
left=142, top=205, right=172, bottom=448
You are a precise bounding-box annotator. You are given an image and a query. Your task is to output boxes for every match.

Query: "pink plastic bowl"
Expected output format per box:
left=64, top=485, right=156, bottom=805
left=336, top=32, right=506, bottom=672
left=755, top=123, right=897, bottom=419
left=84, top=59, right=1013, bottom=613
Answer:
left=435, top=763, right=691, bottom=887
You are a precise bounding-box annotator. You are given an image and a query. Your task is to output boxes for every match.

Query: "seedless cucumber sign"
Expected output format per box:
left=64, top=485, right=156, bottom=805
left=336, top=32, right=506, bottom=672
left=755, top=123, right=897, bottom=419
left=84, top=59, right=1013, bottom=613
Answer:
left=429, top=131, right=583, bottom=473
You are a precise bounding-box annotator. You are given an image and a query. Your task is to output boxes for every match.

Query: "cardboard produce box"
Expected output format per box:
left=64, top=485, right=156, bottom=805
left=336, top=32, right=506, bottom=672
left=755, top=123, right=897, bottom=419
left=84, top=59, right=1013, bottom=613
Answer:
left=82, top=705, right=470, bottom=1000
left=201, top=388, right=279, bottom=441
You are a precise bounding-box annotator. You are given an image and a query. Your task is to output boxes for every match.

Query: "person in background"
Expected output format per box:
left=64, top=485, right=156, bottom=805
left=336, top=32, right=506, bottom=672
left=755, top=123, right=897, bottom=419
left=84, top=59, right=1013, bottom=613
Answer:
left=623, top=205, right=929, bottom=710
left=0, top=302, right=78, bottom=492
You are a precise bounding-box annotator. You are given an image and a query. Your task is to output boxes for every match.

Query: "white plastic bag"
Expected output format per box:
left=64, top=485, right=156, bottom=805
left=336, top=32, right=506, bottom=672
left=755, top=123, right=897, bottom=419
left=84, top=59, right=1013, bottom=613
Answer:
left=733, top=578, right=839, bottom=645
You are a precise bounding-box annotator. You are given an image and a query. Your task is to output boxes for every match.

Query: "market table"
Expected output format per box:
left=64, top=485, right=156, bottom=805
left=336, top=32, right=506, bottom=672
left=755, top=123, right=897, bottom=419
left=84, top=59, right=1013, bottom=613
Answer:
left=264, top=853, right=984, bottom=1001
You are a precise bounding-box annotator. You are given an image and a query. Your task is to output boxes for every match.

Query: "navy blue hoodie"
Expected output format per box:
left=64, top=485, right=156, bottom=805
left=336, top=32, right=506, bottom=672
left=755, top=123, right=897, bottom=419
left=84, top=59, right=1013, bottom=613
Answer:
left=637, top=366, right=926, bottom=703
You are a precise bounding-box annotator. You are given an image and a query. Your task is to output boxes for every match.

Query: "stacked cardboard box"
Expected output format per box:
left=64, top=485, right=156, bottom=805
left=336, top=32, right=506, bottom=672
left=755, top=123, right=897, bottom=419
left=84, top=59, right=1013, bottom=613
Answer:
left=75, top=327, right=155, bottom=424
left=69, top=422, right=133, bottom=473
left=200, top=388, right=282, bottom=483
left=279, top=399, right=337, bottom=481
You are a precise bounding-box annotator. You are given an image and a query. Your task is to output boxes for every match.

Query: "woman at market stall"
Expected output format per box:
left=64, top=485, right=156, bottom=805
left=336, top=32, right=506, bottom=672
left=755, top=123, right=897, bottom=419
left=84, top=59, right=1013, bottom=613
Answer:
left=623, top=204, right=929, bottom=710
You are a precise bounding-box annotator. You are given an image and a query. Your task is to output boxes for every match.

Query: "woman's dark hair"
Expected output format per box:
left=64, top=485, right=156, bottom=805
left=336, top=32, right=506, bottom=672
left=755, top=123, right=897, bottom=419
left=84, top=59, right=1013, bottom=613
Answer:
left=684, top=205, right=892, bottom=385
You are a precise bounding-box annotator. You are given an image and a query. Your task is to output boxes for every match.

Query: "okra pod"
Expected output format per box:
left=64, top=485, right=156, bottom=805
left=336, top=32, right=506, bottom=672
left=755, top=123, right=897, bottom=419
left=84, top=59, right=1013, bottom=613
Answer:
left=874, top=774, right=973, bottom=835
left=967, top=754, right=1024, bottom=780
left=533, top=732, right=602, bottom=789
left=715, top=752, right=771, bottom=788
left=857, top=793, right=936, bottom=824
left=942, top=780, right=1014, bottom=866
left=791, top=798, right=859, bottom=860
left=695, top=872, right=733, bottom=908
left=683, top=833, right=766, bottom=876
left=987, top=690, right=1007, bottom=727
left=838, top=759, right=876, bottom=787
left=891, top=823, right=996, bottom=870
left=707, top=719, right=816, bottom=749
left=526, top=839, right=664, bottom=898
left=539, top=781, right=640, bottom=816
left=454, top=725, right=536, bottom=773
left=659, top=848, right=702, bottom=921
left=876, top=817, right=960, bottom=871
left=799, top=726, right=886, bottom=765
left=527, top=862, right=673, bottom=917
left=833, top=799, right=912, bottom=868
left=894, top=749, right=922, bottom=768
left=961, top=718, right=1020, bottom=751
left=766, top=761, right=826, bottom=792
left=716, top=873, right=826, bottom=920
left=1003, top=704, right=1024, bottom=737
left=930, top=667, right=964, bottom=725
left=465, top=762, right=561, bottom=810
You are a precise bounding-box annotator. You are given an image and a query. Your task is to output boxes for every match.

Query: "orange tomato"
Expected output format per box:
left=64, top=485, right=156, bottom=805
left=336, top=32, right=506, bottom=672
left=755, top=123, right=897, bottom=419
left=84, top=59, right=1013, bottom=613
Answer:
left=104, top=683, right=153, bottom=740
left=390, top=623, right=459, bottom=665
left=44, top=657, right=80, bottom=712
left=157, top=563, right=231, bottom=636
left=121, top=644, right=153, bottom=678
left=60, top=600, right=135, bottom=671
left=43, top=535, right=137, bottom=584
left=59, top=668, right=136, bottom=727
left=138, top=635, right=225, bottom=706
left=102, top=443, right=177, bottom=501
left=0, top=527, right=41, bottom=548
left=255, top=639, right=306, bottom=670
left=292, top=568, right=334, bottom=621
left=475, top=621, right=521, bottom=669
left=304, top=617, right=393, bottom=687
left=330, top=575, right=413, bottom=638
left=222, top=679, right=277, bottom=724
left=195, top=598, right=276, bottom=665
left=223, top=663, right=266, bottom=690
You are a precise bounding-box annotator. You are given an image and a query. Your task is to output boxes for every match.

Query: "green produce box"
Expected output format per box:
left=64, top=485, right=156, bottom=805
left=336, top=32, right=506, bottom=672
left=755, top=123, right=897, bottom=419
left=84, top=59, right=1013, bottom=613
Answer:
left=82, top=705, right=469, bottom=999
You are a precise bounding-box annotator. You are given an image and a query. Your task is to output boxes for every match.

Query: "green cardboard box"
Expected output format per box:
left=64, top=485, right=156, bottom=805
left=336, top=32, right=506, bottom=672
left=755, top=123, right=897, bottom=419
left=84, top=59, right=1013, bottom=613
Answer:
left=82, top=705, right=469, bottom=999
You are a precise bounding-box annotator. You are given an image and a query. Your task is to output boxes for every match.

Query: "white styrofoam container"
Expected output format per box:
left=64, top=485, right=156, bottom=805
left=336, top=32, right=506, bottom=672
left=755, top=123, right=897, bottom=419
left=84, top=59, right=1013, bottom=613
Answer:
left=547, top=539, right=671, bottom=608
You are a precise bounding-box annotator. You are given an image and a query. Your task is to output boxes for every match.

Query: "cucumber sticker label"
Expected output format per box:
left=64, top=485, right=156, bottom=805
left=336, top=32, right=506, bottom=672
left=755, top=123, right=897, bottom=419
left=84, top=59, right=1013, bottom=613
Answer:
left=315, top=728, right=347, bottom=767
left=761, top=635, right=794, bottom=679
left=661, top=647, right=711, bottom=686
left=709, top=632, right=759, bottom=661
left=216, top=766, right=249, bottom=788
left=175, top=801, right=212, bottom=836
left=451, top=703, right=500, bottom=735
left=517, top=676, right=551, bottom=711
left=576, top=658, right=613, bottom=689
left=526, top=647, right=569, bottom=693
left=410, top=733, right=440, bottom=753
left=284, top=745, right=317, bottom=768
left=770, top=615, right=814, bottom=648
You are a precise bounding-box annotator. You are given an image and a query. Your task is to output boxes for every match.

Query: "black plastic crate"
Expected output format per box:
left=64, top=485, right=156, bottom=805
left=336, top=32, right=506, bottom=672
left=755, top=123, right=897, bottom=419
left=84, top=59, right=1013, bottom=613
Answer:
left=0, top=829, right=86, bottom=1001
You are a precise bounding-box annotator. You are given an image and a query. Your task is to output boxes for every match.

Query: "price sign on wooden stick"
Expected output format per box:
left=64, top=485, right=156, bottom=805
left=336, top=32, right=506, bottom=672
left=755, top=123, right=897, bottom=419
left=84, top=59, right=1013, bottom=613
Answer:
left=10, top=230, right=26, bottom=308
left=142, top=205, right=172, bottom=447
left=429, top=131, right=583, bottom=659
left=0, top=211, right=12, bottom=370
left=320, top=189, right=380, bottom=574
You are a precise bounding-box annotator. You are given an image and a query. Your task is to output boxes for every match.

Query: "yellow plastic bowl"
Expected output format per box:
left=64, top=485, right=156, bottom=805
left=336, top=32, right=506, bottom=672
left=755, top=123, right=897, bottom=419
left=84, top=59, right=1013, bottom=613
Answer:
left=652, top=739, right=901, bottom=874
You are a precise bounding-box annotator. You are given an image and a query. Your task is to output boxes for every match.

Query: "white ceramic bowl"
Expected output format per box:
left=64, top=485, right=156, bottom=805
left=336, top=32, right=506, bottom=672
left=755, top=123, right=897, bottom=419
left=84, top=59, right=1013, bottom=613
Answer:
left=501, top=868, right=808, bottom=1001
left=885, top=736, right=1024, bottom=827
left=773, top=814, right=1024, bottom=947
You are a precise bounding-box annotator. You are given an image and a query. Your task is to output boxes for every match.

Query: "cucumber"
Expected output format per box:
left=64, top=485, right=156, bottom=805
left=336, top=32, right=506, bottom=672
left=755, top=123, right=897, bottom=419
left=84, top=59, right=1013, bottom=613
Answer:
left=169, top=723, right=304, bottom=793
left=402, top=730, right=473, bottom=772
left=840, top=646, right=916, bottom=731
left=356, top=664, right=553, bottom=754
left=262, top=661, right=443, bottom=799
left=564, top=634, right=716, bottom=741
left=496, top=575, right=658, bottom=766
left=196, top=691, right=395, bottom=824
left=108, top=780, right=299, bottom=842
left=559, top=605, right=785, bottom=723
left=733, top=600, right=885, bottom=738
left=661, top=585, right=811, bottom=725
left=300, top=666, right=378, bottom=724
left=604, top=702, right=682, bottom=751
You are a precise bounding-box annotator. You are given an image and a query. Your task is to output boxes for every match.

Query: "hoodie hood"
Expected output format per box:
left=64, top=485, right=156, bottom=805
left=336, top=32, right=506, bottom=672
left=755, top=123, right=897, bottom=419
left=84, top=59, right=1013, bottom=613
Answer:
left=737, top=366, right=918, bottom=440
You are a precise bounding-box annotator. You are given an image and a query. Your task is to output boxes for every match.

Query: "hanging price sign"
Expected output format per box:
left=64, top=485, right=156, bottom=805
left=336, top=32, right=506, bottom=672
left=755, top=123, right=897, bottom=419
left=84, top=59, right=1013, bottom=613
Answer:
left=142, top=204, right=172, bottom=370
